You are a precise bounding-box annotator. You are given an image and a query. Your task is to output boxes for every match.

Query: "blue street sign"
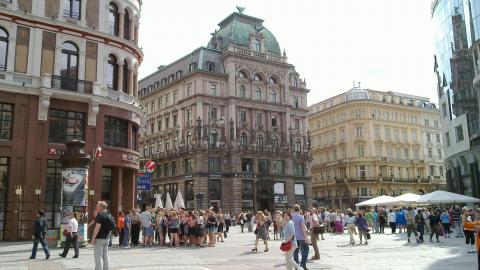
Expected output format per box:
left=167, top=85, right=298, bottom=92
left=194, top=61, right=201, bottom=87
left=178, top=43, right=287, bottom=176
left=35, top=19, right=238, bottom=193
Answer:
left=137, top=172, right=151, bottom=191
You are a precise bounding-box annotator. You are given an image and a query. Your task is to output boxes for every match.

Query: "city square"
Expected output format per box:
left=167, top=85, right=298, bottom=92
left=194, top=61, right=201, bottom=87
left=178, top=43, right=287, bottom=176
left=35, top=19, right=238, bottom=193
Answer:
left=0, top=0, right=479, bottom=269
left=0, top=227, right=476, bottom=270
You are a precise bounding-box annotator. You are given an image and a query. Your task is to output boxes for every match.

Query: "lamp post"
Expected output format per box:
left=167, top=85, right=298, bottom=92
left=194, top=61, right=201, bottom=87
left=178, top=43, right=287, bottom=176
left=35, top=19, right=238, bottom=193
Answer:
left=15, top=185, right=23, bottom=240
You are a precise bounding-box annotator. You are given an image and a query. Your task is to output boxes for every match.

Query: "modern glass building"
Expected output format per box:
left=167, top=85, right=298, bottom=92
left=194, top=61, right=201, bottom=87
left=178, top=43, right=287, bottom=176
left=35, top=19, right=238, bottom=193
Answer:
left=432, top=0, right=480, bottom=198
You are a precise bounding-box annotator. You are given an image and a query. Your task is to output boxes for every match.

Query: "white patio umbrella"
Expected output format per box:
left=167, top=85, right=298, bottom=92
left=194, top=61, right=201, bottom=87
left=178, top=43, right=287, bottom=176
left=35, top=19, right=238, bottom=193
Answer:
left=355, top=195, right=395, bottom=207
left=417, top=190, right=480, bottom=204
left=165, top=192, right=174, bottom=210
left=173, top=190, right=185, bottom=210
left=154, top=193, right=163, bottom=208
left=384, top=193, right=422, bottom=206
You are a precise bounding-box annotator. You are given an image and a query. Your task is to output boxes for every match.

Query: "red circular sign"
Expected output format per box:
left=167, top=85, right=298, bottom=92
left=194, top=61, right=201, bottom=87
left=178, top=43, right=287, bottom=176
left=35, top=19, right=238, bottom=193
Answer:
left=145, top=160, right=155, bottom=172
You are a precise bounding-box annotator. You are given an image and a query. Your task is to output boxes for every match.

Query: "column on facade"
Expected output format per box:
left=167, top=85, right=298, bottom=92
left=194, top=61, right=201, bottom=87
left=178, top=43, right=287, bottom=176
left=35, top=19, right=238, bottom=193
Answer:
left=117, top=60, right=124, bottom=92
left=118, top=9, right=125, bottom=39
left=128, top=67, right=134, bottom=95
left=58, top=0, right=64, bottom=21
left=133, top=68, right=138, bottom=99
left=80, top=0, right=87, bottom=25
left=129, top=17, right=135, bottom=42
left=111, top=168, right=123, bottom=216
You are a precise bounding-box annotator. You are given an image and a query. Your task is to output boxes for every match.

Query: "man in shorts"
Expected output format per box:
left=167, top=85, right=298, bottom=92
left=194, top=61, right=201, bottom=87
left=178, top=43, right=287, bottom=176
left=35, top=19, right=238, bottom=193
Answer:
left=140, top=205, right=153, bottom=247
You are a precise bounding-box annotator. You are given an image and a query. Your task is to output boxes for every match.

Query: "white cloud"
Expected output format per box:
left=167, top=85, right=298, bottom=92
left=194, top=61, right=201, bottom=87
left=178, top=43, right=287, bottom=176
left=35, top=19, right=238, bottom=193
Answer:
left=139, top=0, right=437, bottom=105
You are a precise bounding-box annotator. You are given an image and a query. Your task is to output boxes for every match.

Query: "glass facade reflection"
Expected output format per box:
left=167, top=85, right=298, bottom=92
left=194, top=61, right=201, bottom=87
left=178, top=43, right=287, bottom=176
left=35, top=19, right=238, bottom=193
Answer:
left=432, top=0, right=479, bottom=136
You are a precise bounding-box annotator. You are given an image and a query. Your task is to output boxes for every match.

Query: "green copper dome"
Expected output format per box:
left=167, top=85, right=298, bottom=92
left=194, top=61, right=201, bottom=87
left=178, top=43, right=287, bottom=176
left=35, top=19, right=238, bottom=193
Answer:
left=207, top=12, right=281, bottom=55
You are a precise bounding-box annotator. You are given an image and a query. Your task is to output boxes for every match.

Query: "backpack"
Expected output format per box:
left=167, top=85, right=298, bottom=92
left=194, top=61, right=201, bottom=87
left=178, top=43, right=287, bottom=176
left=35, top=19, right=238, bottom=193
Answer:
left=105, top=212, right=118, bottom=236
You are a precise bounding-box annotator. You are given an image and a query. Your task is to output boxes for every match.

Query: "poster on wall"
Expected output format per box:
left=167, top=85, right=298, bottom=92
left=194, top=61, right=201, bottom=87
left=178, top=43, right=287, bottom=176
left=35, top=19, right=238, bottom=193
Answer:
left=62, top=168, right=88, bottom=206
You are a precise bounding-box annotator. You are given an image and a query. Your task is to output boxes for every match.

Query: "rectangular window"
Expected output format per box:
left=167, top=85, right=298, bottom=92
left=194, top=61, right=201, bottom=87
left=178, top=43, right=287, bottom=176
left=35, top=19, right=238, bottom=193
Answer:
left=375, top=144, right=382, bottom=156
left=426, top=133, right=431, bottom=142
left=184, top=158, right=192, bottom=173
left=357, top=145, right=365, bottom=157
left=274, top=182, right=285, bottom=194
left=240, top=111, right=246, bottom=123
left=256, top=113, right=262, bottom=126
left=295, top=119, right=300, bottom=129
left=356, top=126, right=363, bottom=137
left=396, top=148, right=401, bottom=159
left=241, top=158, right=253, bottom=172
left=428, top=147, right=432, bottom=158
left=271, top=115, right=277, bottom=127
left=173, top=92, right=177, bottom=104
left=210, top=84, right=217, bottom=96
left=258, top=159, right=269, bottom=175
left=293, top=97, right=299, bottom=108
left=187, top=109, right=192, bottom=122
left=210, top=108, right=217, bottom=121
left=209, top=157, right=221, bottom=172
left=436, top=134, right=440, bottom=143
left=208, top=179, right=221, bottom=200
left=445, top=132, right=450, bottom=147
left=206, top=61, right=215, bottom=72
left=171, top=161, right=177, bottom=176
left=131, top=126, right=138, bottom=151
left=442, top=103, right=447, bottom=118
left=387, top=145, right=393, bottom=158
left=165, top=116, right=169, bottom=129
left=293, top=162, right=304, bottom=176
left=15, top=26, right=30, bottom=73
left=385, top=127, right=391, bottom=139
left=185, top=180, right=194, bottom=201
left=242, top=180, right=254, bottom=200
left=437, top=148, right=442, bottom=159
left=439, top=166, right=444, bottom=177
left=176, top=70, right=182, bottom=78
left=374, top=127, right=380, bottom=138
left=455, top=125, right=464, bottom=142
left=393, top=129, right=399, bottom=141
left=414, top=149, right=419, bottom=159
left=0, top=103, right=13, bottom=140
left=358, top=165, right=366, bottom=179
left=424, top=119, right=429, bottom=126
left=164, top=163, right=169, bottom=177
left=434, top=120, right=439, bottom=128
left=272, top=160, right=284, bottom=174
left=402, top=129, right=407, bottom=142
left=404, top=148, right=409, bottom=159
left=294, top=183, right=305, bottom=195
left=104, top=116, right=128, bottom=148
left=411, top=130, right=417, bottom=142
left=49, top=109, right=85, bottom=143
left=45, top=159, right=61, bottom=229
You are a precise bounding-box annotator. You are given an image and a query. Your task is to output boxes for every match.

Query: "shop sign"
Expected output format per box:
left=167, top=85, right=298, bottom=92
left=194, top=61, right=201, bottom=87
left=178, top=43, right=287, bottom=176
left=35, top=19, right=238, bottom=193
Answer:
left=235, top=173, right=257, bottom=178
left=209, top=174, right=221, bottom=178
left=121, top=154, right=139, bottom=163
left=184, top=174, right=193, bottom=179
left=48, top=147, right=65, bottom=155
left=274, top=195, right=288, bottom=204
left=137, top=172, right=151, bottom=191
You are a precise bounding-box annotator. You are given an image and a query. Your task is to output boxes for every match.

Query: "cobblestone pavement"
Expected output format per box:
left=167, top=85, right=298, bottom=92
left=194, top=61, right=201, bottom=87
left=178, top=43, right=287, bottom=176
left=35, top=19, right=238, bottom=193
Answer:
left=0, top=226, right=476, bottom=270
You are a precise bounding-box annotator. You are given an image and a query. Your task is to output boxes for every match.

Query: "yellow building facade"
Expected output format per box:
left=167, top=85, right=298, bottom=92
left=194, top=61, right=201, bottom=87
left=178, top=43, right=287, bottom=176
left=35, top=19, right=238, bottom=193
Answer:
left=309, top=87, right=446, bottom=210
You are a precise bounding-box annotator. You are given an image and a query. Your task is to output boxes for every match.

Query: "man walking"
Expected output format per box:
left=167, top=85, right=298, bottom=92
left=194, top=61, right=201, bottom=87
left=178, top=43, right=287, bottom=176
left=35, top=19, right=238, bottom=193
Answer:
left=388, top=209, right=397, bottom=234
left=92, top=201, right=113, bottom=270
left=405, top=207, right=419, bottom=243
left=415, top=209, right=425, bottom=243
left=29, top=210, right=50, bottom=259
left=59, top=213, right=79, bottom=258
left=452, top=206, right=464, bottom=238
left=292, top=204, right=309, bottom=270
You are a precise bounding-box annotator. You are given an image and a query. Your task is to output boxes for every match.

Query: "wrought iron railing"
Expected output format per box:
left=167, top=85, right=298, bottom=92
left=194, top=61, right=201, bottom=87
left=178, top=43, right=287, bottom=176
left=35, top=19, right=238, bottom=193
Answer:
left=51, top=75, right=93, bottom=94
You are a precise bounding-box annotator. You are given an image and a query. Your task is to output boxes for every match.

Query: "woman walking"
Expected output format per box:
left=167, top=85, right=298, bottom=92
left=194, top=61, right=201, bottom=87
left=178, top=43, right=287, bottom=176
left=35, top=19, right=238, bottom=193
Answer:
left=217, top=212, right=225, bottom=243
left=168, top=211, right=180, bottom=247
left=440, top=208, right=451, bottom=238
left=282, top=211, right=303, bottom=270
left=122, top=211, right=131, bottom=248
left=252, top=211, right=269, bottom=252
left=206, top=210, right=217, bottom=247
left=356, top=212, right=369, bottom=245
left=335, top=210, right=344, bottom=234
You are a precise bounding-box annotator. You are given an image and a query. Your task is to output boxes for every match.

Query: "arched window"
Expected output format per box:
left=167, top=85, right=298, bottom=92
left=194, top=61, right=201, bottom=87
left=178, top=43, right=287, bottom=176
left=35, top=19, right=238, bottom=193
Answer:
left=272, top=135, right=279, bottom=149
left=269, top=76, right=277, bottom=84
left=165, top=138, right=170, bottom=151
left=123, top=9, right=131, bottom=40
left=254, top=73, right=262, bottom=81
left=60, top=42, right=79, bottom=79
left=64, top=0, right=81, bottom=20
left=106, top=54, right=118, bottom=90
left=240, top=133, right=248, bottom=147
left=296, top=139, right=302, bottom=152
left=253, top=39, right=261, bottom=52
left=239, top=70, right=247, bottom=78
left=122, top=59, right=129, bottom=93
left=209, top=130, right=218, bottom=148
left=255, top=87, right=262, bottom=100
left=256, top=134, right=264, bottom=150
left=270, top=90, right=277, bottom=103
left=0, top=28, right=8, bottom=70
left=293, top=76, right=298, bottom=87
left=240, top=85, right=246, bottom=98
left=108, top=2, right=119, bottom=36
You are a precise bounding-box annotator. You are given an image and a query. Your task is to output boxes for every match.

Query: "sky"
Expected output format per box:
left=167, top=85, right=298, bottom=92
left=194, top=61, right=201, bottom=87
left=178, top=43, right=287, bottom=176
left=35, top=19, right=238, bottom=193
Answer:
left=138, top=0, right=437, bottom=106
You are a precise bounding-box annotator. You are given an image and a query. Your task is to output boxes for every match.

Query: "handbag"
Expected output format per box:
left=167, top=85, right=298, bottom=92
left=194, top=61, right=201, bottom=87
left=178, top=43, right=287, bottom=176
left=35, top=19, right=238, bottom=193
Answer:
left=366, top=232, right=371, bottom=239
left=280, top=241, right=292, bottom=252
left=62, top=229, right=69, bottom=237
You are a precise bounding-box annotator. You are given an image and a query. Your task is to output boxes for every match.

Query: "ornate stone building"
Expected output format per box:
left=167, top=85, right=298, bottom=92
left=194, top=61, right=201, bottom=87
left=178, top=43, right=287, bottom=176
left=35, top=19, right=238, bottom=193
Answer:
left=309, top=86, right=446, bottom=210
left=139, top=10, right=311, bottom=212
left=0, top=0, right=143, bottom=240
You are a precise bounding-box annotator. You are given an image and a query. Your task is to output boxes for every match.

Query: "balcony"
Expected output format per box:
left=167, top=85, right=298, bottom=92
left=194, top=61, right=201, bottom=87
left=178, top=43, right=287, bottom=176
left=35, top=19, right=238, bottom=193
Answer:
left=229, top=45, right=286, bottom=63
left=51, top=75, right=93, bottom=94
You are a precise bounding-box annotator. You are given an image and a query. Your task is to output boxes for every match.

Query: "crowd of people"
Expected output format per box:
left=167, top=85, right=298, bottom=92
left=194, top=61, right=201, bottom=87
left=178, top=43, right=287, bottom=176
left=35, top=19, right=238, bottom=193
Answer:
left=28, top=201, right=480, bottom=270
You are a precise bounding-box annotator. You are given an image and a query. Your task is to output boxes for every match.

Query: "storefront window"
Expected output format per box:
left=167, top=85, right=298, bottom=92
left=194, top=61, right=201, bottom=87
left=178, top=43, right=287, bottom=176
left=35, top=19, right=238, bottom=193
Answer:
left=0, top=157, right=9, bottom=240
left=209, top=179, right=221, bottom=200
left=0, top=103, right=13, bottom=140
left=185, top=180, right=194, bottom=201
left=294, top=183, right=305, bottom=195
left=293, top=162, right=305, bottom=176
left=209, top=157, right=221, bottom=172
left=274, top=182, right=285, bottom=194
left=45, top=159, right=62, bottom=229
left=241, top=180, right=253, bottom=200
left=272, top=160, right=284, bottom=174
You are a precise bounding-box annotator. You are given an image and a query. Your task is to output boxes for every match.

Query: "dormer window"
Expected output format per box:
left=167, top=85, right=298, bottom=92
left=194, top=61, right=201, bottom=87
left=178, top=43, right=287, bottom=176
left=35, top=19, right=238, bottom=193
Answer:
left=189, top=62, right=197, bottom=72
left=206, top=61, right=215, bottom=72
left=254, top=39, right=261, bottom=52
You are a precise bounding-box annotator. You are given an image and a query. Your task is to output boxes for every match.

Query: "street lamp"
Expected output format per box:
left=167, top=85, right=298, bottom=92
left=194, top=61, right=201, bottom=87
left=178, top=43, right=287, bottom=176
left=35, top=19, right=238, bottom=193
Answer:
left=15, top=185, right=23, bottom=240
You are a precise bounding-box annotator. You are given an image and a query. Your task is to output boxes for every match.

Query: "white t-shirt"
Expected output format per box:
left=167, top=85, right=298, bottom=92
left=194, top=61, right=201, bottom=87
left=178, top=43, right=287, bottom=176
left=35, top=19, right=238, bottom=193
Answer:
left=140, top=211, right=152, bottom=228
left=197, top=216, right=204, bottom=225
left=68, top=217, right=78, bottom=233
